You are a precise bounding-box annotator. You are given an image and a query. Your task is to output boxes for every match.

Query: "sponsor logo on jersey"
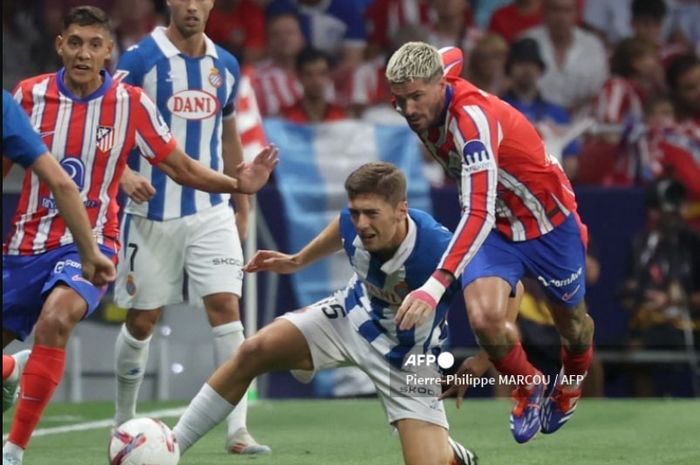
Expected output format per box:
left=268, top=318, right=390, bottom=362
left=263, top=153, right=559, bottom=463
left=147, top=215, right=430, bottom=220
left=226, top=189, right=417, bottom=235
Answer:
left=462, top=139, right=491, bottom=173
left=60, top=158, right=85, bottom=190
left=208, top=67, right=223, bottom=88
left=167, top=89, right=220, bottom=120
left=96, top=125, right=115, bottom=152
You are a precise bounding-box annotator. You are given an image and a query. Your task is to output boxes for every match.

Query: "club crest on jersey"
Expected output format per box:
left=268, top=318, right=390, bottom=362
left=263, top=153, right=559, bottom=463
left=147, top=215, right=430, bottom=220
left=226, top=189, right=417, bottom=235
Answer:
left=208, top=68, right=223, bottom=88
left=167, top=89, right=220, bottom=120
left=462, top=139, right=491, bottom=173
left=96, top=126, right=115, bottom=152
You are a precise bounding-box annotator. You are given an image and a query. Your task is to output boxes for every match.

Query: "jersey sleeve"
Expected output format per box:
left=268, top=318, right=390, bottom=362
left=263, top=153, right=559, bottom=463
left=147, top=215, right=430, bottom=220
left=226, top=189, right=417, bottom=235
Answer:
left=437, top=104, right=499, bottom=277
left=132, top=89, right=177, bottom=165
left=114, top=45, right=146, bottom=87
left=2, top=89, right=48, bottom=168
left=223, top=53, right=242, bottom=119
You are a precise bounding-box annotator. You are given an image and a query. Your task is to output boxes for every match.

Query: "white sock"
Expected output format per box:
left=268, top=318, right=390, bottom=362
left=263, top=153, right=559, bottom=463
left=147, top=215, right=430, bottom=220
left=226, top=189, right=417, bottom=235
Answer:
left=173, top=383, right=235, bottom=454
left=212, top=321, right=248, bottom=437
left=2, top=442, right=24, bottom=461
left=114, top=324, right=152, bottom=426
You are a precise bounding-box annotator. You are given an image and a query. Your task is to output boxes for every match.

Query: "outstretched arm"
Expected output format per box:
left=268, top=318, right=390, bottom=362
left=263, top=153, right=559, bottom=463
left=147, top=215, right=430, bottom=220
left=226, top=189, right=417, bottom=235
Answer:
left=31, top=154, right=116, bottom=286
left=244, top=216, right=343, bottom=274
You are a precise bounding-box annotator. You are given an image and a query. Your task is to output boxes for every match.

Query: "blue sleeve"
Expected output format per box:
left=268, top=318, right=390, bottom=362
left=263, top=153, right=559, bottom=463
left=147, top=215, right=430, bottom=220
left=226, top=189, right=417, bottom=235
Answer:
left=222, top=53, right=241, bottom=117
left=331, top=0, right=367, bottom=42
left=3, top=89, right=48, bottom=168
left=115, top=45, right=146, bottom=87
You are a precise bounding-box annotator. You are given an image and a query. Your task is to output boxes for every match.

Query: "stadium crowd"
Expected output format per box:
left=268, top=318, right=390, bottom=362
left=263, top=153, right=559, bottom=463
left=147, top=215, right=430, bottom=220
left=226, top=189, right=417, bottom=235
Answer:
left=3, top=0, right=699, bottom=400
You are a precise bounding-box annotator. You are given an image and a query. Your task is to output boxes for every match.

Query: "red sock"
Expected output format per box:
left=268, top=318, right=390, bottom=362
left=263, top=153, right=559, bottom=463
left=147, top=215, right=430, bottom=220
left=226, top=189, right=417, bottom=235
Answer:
left=3, top=354, right=16, bottom=380
left=491, top=342, right=539, bottom=378
left=561, top=344, right=593, bottom=377
left=8, top=345, right=66, bottom=449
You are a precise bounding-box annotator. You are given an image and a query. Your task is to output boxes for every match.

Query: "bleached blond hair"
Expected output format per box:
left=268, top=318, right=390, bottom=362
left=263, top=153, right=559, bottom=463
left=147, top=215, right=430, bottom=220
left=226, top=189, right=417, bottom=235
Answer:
left=385, top=41, right=443, bottom=84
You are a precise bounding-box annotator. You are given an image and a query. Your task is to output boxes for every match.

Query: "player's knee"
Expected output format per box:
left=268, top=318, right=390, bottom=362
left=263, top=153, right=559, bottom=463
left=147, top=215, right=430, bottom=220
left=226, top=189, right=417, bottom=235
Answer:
left=35, top=307, right=80, bottom=343
left=467, top=305, right=506, bottom=340
left=125, top=310, right=159, bottom=340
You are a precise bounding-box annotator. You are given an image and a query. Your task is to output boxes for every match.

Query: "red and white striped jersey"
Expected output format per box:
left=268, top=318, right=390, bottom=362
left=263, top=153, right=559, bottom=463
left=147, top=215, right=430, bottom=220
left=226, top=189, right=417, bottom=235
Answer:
left=419, top=77, right=584, bottom=276
left=365, top=0, right=432, bottom=50
left=236, top=67, right=268, bottom=161
left=592, top=77, right=643, bottom=125
left=4, top=69, right=176, bottom=256
left=251, top=60, right=302, bottom=117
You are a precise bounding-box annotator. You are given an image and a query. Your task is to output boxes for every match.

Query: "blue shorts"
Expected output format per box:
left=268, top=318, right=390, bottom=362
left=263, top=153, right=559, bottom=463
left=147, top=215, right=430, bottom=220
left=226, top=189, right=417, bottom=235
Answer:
left=461, top=215, right=587, bottom=308
left=3, top=244, right=115, bottom=341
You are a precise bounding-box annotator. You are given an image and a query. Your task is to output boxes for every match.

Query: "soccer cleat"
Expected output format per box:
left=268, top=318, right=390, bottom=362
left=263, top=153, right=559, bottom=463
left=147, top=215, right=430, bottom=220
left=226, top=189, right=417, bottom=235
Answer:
left=448, top=436, right=478, bottom=465
left=509, top=380, right=545, bottom=444
left=540, top=385, right=582, bottom=434
left=226, top=427, right=272, bottom=455
left=3, top=350, right=31, bottom=413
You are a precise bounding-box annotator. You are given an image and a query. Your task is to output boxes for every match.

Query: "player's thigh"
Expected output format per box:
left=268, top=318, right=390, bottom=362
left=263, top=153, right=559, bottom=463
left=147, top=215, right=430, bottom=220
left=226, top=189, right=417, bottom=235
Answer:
left=185, top=204, right=243, bottom=300
left=461, top=230, right=524, bottom=321
left=278, top=294, right=354, bottom=384
left=115, top=214, right=186, bottom=309
left=394, top=419, right=452, bottom=465
left=519, top=214, right=587, bottom=309
left=241, top=318, right=315, bottom=371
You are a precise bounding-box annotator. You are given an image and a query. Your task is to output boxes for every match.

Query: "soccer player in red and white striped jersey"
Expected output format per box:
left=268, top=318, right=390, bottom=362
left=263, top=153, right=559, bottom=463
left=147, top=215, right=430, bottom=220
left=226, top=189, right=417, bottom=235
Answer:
left=387, top=43, right=595, bottom=444
left=1, top=7, right=277, bottom=464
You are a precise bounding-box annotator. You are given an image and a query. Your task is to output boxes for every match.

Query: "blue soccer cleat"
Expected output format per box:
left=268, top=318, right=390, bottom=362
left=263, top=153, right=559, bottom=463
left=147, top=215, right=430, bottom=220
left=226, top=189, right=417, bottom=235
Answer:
left=540, top=384, right=582, bottom=434
left=509, top=379, right=545, bottom=443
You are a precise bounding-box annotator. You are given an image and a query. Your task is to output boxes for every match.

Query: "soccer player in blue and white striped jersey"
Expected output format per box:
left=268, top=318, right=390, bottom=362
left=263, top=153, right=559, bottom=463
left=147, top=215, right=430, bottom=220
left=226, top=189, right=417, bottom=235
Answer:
left=111, top=0, right=273, bottom=455
left=171, top=163, right=478, bottom=465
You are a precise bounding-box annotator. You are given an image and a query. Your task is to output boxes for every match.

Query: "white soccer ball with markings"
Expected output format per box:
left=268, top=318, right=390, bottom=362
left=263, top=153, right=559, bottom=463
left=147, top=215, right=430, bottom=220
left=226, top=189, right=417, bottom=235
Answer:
left=108, top=417, right=180, bottom=465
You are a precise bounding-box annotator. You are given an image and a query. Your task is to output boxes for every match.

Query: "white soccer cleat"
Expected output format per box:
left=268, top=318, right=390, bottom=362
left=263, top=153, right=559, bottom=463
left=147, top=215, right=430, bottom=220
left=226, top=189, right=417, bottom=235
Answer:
left=448, top=436, right=478, bottom=465
left=3, top=350, right=31, bottom=413
left=226, top=427, right=272, bottom=455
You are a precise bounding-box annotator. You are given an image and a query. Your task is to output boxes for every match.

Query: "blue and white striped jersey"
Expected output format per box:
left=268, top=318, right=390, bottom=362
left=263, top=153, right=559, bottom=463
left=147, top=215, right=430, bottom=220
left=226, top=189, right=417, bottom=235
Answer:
left=339, top=208, right=458, bottom=368
left=116, top=27, right=240, bottom=220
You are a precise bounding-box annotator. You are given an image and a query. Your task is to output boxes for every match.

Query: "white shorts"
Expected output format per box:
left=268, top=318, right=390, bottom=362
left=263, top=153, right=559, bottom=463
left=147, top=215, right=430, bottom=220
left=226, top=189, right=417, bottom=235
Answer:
left=281, top=292, right=449, bottom=429
left=114, top=203, right=243, bottom=309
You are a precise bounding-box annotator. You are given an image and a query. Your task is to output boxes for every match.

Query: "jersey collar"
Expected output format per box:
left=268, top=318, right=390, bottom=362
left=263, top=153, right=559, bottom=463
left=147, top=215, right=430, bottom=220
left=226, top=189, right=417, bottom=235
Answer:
left=352, top=213, right=418, bottom=274
left=152, top=26, right=219, bottom=59
left=56, top=68, right=113, bottom=103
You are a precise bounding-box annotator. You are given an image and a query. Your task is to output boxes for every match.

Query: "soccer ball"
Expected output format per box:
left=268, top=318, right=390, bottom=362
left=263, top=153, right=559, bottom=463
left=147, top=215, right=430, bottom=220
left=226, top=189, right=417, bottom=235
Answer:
left=108, top=417, right=180, bottom=465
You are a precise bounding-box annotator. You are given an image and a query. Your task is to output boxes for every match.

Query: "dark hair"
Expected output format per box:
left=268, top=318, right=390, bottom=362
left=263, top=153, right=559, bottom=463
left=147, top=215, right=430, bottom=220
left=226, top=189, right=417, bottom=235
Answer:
left=344, top=162, right=407, bottom=206
left=295, top=47, right=332, bottom=73
left=666, top=54, right=700, bottom=92
left=631, top=0, right=667, bottom=20
left=63, top=5, right=111, bottom=32
left=610, top=38, right=657, bottom=77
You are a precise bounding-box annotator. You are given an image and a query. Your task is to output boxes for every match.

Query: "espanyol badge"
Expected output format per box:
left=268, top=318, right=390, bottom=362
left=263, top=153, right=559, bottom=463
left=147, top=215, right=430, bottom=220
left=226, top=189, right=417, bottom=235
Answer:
left=208, top=68, right=223, bottom=88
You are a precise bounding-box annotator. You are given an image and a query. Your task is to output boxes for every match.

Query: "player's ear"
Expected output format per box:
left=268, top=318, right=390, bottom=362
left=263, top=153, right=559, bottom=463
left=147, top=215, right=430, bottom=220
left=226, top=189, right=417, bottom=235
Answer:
left=397, top=200, right=408, bottom=218
left=55, top=35, right=64, bottom=57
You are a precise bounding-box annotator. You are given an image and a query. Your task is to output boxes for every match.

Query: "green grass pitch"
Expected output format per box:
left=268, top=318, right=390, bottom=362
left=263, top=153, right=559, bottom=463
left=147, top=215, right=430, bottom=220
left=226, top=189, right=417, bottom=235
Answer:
left=3, top=399, right=699, bottom=464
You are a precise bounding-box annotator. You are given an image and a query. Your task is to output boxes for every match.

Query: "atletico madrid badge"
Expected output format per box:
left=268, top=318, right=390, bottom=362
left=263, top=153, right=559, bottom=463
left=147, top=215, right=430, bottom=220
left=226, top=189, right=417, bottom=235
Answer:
left=96, top=126, right=115, bottom=152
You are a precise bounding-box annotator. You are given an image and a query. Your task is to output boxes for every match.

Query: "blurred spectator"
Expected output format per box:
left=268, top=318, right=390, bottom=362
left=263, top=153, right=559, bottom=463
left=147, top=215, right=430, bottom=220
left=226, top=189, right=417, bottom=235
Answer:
left=654, top=54, right=700, bottom=230
left=205, top=0, right=267, bottom=64
left=666, top=0, right=700, bottom=56
left=464, top=32, right=510, bottom=96
left=280, top=48, right=347, bottom=123
left=237, top=66, right=269, bottom=161
left=583, top=0, right=633, bottom=48
left=266, top=0, right=367, bottom=99
left=630, top=0, right=692, bottom=65
left=593, top=38, right=664, bottom=128
left=524, top=0, right=608, bottom=117
left=252, top=12, right=306, bottom=116
left=111, top=0, right=160, bottom=65
left=426, top=0, right=481, bottom=60
left=621, top=178, right=700, bottom=397
left=364, top=0, right=432, bottom=59
left=488, top=0, right=543, bottom=43
left=3, top=3, right=41, bottom=90
left=349, top=25, right=429, bottom=120
left=501, top=38, right=580, bottom=180
left=472, top=0, right=515, bottom=29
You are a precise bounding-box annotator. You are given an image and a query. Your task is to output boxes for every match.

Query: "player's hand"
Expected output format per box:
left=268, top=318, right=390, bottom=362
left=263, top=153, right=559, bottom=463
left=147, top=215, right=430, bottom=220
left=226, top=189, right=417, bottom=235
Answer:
left=81, top=250, right=117, bottom=287
left=243, top=250, right=301, bottom=274
left=395, top=290, right=438, bottom=330
left=235, top=145, right=279, bottom=194
left=120, top=170, right=155, bottom=204
left=439, top=352, right=492, bottom=409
